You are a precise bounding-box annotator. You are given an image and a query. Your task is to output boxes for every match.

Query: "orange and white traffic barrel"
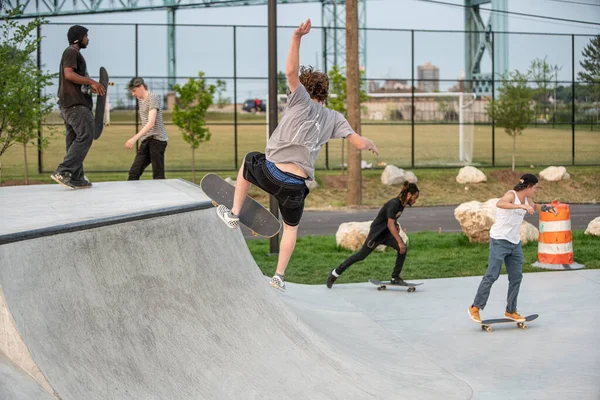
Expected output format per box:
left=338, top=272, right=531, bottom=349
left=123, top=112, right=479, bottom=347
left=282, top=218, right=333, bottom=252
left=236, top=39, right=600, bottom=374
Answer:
left=532, top=201, right=585, bottom=270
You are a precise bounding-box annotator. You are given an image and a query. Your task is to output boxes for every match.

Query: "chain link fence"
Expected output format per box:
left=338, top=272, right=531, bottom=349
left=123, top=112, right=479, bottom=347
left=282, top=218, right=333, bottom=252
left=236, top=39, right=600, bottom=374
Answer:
left=19, top=22, right=599, bottom=174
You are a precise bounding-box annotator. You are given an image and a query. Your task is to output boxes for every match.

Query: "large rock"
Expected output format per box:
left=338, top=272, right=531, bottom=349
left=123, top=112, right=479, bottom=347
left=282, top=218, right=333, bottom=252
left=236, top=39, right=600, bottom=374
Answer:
left=456, top=166, right=487, bottom=184
left=454, top=198, right=538, bottom=243
left=336, top=221, right=409, bottom=252
left=361, top=160, right=373, bottom=170
left=381, top=165, right=406, bottom=185
left=519, top=222, right=539, bottom=244
left=224, top=177, right=236, bottom=186
left=381, top=165, right=418, bottom=185
left=306, top=179, right=319, bottom=190
left=585, top=217, right=600, bottom=236
left=404, top=171, right=418, bottom=184
left=539, top=166, right=570, bottom=181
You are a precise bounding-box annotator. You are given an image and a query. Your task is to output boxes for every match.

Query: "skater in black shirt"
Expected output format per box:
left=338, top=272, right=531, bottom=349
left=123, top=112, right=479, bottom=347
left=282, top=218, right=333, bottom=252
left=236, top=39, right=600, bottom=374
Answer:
left=326, top=181, right=419, bottom=288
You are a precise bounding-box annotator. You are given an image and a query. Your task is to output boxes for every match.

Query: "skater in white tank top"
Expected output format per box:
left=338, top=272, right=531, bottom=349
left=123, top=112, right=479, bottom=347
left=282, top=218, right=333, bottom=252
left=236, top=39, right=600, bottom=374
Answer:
left=467, top=174, right=557, bottom=324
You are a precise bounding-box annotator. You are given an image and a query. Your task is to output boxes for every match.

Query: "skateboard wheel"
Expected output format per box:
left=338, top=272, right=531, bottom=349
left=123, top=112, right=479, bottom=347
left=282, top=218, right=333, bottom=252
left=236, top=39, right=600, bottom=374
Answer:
left=408, top=287, right=416, bottom=293
left=522, top=324, right=528, bottom=330
left=486, top=326, right=492, bottom=332
left=377, top=287, right=382, bottom=291
left=381, top=285, right=387, bottom=290
left=481, top=325, right=486, bottom=331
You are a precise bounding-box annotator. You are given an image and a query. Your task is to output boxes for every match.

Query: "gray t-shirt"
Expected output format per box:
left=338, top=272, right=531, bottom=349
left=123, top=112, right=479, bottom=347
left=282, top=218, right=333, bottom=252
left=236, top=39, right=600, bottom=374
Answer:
left=265, top=84, right=354, bottom=181
left=139, top=92, right=168, bottom=142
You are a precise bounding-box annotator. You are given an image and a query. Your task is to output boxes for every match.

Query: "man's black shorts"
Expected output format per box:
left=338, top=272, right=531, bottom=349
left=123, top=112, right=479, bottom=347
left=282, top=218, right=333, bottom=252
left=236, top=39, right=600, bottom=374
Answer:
left=242, top=152, right=309, bottom=226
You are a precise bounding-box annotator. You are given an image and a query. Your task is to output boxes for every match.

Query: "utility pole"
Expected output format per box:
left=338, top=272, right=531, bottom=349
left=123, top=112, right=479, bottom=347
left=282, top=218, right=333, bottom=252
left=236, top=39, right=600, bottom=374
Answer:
left=268, top=0, right=280, bottom=254
left=346, top=0, right=361, bottom=206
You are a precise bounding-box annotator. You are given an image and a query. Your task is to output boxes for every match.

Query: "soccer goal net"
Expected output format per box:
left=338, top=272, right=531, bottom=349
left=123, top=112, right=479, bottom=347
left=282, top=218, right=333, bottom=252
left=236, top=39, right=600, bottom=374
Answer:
left=366, top=92, right=477, bottom=164
left=270, top=91, right=477, bottom=164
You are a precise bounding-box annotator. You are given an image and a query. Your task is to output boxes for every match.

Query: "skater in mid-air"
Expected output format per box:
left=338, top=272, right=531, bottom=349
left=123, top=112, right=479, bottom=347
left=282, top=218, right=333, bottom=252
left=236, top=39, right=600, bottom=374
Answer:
left=215, top=18, right=379, bottom=291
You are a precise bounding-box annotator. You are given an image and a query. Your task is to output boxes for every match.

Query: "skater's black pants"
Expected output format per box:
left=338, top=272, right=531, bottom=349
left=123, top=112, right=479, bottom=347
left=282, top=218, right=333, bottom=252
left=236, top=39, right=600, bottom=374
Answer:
left=55, top=105, right=94, bottom=181
left=128, top=138, right=167, bottom=180
left=335, top=235, right=407, bottom=279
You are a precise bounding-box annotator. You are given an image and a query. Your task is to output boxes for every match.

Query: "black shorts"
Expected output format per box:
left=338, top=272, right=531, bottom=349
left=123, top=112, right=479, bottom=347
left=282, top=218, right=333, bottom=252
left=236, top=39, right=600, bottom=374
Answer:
left=242, top=152, right=310, bottom=226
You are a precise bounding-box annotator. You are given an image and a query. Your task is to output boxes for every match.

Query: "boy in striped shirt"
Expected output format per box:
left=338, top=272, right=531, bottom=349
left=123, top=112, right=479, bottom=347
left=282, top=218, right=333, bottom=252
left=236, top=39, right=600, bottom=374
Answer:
left=125, top=77, right=168, bottom=180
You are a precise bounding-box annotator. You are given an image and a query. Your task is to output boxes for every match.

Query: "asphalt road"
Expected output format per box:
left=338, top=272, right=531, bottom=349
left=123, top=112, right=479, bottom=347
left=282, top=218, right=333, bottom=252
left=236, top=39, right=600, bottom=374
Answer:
left=243, top=203, right=600, bottom=238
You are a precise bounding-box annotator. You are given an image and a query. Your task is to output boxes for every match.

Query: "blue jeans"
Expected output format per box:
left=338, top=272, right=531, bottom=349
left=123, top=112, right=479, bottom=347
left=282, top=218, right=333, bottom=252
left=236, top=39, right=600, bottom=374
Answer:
left=473, top=238, right=524, bottom=313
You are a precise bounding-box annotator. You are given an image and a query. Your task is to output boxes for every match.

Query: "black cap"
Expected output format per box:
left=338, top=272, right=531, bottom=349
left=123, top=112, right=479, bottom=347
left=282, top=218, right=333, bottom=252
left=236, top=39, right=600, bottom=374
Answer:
left=67, top=25, right=88, bottom=45
left=127, top=77, right=146, bottom=90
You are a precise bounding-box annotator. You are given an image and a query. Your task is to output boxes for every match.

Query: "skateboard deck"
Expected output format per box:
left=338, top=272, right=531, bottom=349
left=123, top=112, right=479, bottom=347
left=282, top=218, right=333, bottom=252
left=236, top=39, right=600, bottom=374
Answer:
left=200, top=173, right=282, bottom=238
left=94, top=67, right=112, bottom=140
left=479, top=314, right=538, bottom=332
left=369, top=278, right=423, bottom=293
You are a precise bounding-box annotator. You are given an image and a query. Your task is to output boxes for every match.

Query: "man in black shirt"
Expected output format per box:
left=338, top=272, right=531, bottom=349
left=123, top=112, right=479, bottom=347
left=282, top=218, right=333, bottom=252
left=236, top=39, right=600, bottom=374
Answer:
left=51, top=25, right=105, bottom=189
left=326, top=181, right=420, bottom=288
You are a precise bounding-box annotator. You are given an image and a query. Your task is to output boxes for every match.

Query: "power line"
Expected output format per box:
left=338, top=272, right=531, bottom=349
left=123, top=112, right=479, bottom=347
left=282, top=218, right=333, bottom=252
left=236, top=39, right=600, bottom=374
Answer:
left=413, top=0, right=600, bottom=26
left=543, top=0, right=600, bottom=7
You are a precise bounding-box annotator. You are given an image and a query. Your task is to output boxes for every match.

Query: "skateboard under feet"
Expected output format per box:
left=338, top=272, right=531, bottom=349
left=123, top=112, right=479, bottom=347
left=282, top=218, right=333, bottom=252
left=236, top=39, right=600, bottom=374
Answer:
left=369, top=278, right=423, bottom=293
left=480, top=314, right=539, bottom=332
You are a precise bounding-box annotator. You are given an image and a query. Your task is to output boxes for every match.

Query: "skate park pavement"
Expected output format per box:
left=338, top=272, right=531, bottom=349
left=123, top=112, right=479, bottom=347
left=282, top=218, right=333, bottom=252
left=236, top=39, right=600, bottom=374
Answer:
left=1, top=179, right=598, bottom=399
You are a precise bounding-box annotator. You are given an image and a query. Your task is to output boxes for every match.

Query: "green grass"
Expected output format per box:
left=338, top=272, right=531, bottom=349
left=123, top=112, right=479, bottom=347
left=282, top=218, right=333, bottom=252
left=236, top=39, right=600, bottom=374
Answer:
left=1, top=110, right=599, bottom=180
left=247, top=230, right=600, bottom=284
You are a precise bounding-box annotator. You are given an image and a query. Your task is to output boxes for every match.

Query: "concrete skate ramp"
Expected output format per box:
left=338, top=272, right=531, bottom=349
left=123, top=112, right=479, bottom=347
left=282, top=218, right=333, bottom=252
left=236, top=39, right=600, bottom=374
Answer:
left=0, top=180, right=471, bottom=399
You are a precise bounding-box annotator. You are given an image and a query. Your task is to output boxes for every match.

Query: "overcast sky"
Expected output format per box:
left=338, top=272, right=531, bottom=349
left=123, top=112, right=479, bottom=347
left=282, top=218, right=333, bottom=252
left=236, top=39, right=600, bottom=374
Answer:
left=30, top=0, right=600, bottom=99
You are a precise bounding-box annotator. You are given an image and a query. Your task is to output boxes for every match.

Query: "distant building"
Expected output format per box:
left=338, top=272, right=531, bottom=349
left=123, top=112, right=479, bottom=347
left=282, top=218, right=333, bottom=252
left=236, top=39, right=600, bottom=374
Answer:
left=448, top=70, right=466, bottom=93
left=417, top=61, right=440, bottom=92
left=368, top=79, right=410, bottom=94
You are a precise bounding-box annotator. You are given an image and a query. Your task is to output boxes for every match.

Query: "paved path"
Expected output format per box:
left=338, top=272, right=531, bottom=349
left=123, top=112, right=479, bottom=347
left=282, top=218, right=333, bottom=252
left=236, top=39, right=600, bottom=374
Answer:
left=244, top=203, right=600, bottom=238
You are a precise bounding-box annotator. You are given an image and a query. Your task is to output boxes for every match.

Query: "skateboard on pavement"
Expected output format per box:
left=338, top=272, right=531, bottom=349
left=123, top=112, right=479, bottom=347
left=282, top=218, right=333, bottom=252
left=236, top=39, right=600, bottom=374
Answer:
left=369, top=278, right=423, bottom=293
left=200, top=173, right=282, bottom=238
left=480, top=314, right=539, bottom=332
left=94, top=66, right=114, bottom=140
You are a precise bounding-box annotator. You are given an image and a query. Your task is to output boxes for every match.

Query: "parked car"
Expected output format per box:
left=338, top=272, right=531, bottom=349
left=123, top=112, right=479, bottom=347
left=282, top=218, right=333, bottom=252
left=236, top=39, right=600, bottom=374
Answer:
left=242, top=98, right=266, bottom=113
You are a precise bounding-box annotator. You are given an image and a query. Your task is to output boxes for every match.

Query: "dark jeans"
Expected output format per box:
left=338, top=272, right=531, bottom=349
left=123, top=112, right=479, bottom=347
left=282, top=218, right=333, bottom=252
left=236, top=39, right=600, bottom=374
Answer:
left=242, top=152, right=309, bottom=226
left=55, top=105, right=94, bottom=181
left=473, top=238, right=524, bottom=313
left=335, top=234, right=407, bottom=279
left=127, top=138, right=167, bottom=180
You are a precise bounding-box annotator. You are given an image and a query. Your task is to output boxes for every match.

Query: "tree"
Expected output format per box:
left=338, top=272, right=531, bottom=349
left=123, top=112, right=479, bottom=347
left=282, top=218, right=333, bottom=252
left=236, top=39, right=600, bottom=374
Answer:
left=486, top=71, right=535, bottom=171
left=277, top=71, right=287, bottom=94
left=171, top=72, right=216, bottom=183
left=0, top=6, right=55, bottom=184
left=578, top=35, right=600, bottom=123
left=528, top=56, right=552, bottom=121
left=327, top=65, right=367, bottom=174
left=214, top=79, right=231, bottom=109
left=435, top=96, right=456, bottom=121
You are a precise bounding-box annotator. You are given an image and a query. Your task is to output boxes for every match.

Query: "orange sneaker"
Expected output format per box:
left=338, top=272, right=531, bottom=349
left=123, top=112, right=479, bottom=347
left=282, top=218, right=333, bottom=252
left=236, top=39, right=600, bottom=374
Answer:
left=468, top=306, right=481, bottom=323
left=504, top=311, right=525, bottom=322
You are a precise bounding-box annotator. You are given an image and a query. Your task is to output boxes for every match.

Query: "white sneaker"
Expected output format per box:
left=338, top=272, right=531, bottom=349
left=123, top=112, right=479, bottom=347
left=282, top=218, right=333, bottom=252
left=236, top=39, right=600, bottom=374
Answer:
left=270, top=275, right=286, bottom=292
left=216, top=204, right=239, bottom=229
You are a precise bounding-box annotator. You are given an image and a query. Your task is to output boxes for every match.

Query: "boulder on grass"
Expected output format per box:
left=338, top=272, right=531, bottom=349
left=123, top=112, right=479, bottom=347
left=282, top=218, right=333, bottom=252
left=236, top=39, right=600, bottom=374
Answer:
left=539, top=166, right=570, bottom=181
left=336, top=221, right=409, bottom=252
left=456, top=166, right=487, bottom=184
left=585, top=217, right=600, bottom=236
